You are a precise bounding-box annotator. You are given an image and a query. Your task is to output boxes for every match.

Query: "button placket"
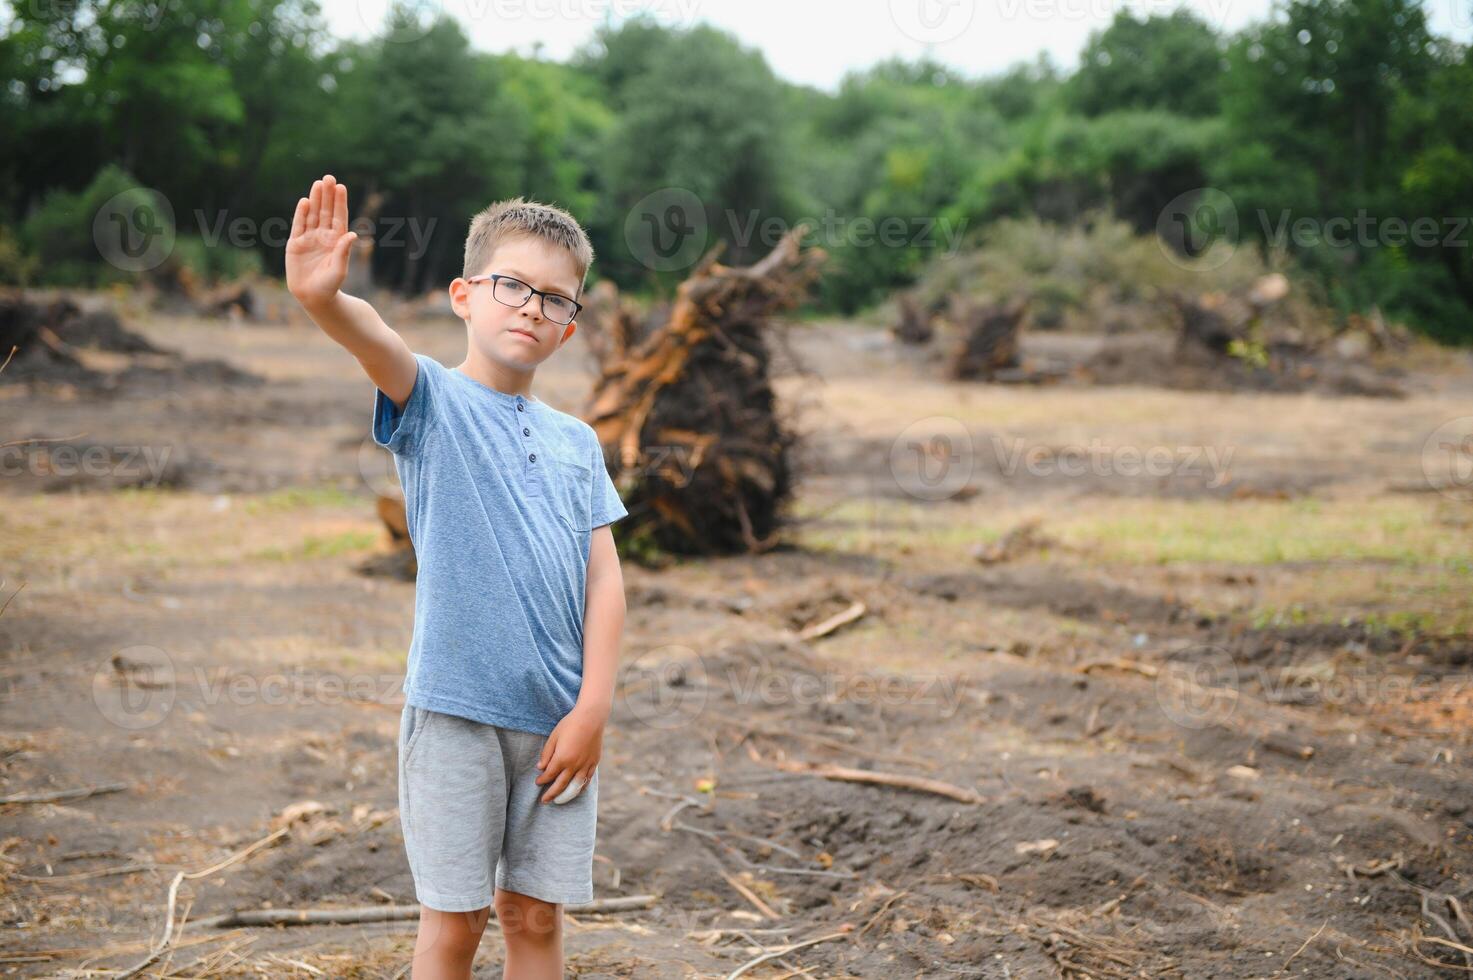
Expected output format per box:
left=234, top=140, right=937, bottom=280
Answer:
left=517, top=396, right=545, bottom=495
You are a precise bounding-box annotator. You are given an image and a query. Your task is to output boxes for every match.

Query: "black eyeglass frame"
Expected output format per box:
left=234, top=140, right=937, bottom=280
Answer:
left=466, top=273, right=583, bottom=325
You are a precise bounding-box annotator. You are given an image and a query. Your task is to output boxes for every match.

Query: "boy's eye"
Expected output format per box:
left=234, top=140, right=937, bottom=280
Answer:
left=546, top=296, right=572, bottom=312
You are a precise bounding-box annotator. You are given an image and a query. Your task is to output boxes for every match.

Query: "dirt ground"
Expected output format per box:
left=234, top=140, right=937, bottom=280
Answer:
left=2, top=304, right=1472, bottom=978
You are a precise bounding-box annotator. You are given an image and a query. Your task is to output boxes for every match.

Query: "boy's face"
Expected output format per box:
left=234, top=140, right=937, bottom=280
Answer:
left=449, top=236, right=581, bottom=372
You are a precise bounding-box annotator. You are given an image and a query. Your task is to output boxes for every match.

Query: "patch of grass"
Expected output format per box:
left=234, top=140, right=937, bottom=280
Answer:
left=244, top=486, right=363, bottom=515
left=252, top=530, right=378, bottom=562
left=1055, top=496, right=1466, bottom=566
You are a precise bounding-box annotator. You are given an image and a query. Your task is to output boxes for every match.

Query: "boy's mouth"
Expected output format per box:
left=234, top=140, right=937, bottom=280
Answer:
left=507, top=327, right=538, bottom=342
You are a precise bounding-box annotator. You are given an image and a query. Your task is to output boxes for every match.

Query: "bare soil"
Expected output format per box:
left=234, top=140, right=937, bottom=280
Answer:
left=2, top=308, right=1472, bottom=977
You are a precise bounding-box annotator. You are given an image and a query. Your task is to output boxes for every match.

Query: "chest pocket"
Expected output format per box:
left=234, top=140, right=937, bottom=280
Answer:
left=551, top=451, right=594, bottom=534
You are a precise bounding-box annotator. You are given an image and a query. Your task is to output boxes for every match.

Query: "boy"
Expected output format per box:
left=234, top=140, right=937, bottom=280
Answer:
left=285, top=173, right=628, bottom=979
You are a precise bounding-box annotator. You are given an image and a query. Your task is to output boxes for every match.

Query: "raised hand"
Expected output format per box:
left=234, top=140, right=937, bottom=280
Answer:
left=286, top=174, right=357, bottom=308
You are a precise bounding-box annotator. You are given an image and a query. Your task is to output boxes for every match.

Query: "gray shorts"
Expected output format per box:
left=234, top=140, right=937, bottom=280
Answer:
left=397, top=704, right=599, bottom=910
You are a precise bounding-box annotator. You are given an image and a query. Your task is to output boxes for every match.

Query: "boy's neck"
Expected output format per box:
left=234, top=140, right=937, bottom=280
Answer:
left=455, top=348, right=539, bottom=402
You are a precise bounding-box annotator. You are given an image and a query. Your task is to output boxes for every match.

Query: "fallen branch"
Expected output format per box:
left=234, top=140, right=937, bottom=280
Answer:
left=725, top=930, right=850, bottom=980
left=192, top=894, right=658, bottom=929
left=772, top=759, right=984, bottom=804
left=719, top=869, right=779, bottom=920
left=1076, top=659, right=1159, bottom=678
left=0, top=782, right=127, bottom=805
left=13, top=861, right=161, bottom=883
left=796, top=601, right=866, bottom=642
left=118, top=827, right=290, bottom=978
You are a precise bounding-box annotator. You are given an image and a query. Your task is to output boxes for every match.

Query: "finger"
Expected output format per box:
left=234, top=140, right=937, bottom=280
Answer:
left=333, top=182, right=348, bottom=233
left=321, top=174, right=336, bottom=227
left=306, top=179, right=323, bottom=229
left=289, top=198, right=308, bottom=240
left=537, top=735, right=555, bottom=771
left=540, top=767, right=574, bottom=804
left=535, top=758, right=559, bottom=785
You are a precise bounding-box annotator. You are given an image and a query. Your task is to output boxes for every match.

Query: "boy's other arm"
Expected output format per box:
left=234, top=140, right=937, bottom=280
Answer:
left=533, top=527, right=624, bottom=803
left=576, top=525, right=626, bottom=723
left=286, top=174, right=417, bottom=408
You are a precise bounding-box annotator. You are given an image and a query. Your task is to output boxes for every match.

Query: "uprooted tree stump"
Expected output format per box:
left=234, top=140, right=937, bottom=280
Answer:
left=892, top=291, right=938, bottom=345
left=585, top=226, right=825, bottom=557
left=574, top=280, right=670, bottom=374
left=1172, top=274, right=1291, bottom=358
left=357, top=493, right=417, bottom=581
left=946, top=296, right=1027, bottom=380
left=0, top=292, right=164, bottom=383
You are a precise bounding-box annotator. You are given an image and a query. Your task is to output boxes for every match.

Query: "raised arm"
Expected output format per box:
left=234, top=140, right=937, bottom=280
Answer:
left=285, top=174, right=418, bottom=408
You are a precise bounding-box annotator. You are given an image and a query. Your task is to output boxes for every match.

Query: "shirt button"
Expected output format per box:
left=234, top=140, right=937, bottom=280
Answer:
left=528, top=453, right=536, bottom=462
left=517, top=403, right=525, bottom=412
left=523, top=427, right=530, bottom=436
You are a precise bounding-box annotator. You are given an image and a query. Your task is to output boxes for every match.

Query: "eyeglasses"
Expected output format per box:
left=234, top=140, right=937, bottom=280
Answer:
left=467, top=273, right=582, bottom=326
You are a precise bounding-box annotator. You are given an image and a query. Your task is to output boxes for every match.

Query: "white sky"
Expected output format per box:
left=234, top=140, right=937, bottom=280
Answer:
left=331, top=0, right=1473, bottom=90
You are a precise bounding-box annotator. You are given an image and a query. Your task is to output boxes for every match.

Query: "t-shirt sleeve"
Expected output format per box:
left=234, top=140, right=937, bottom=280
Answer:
left=589, top=435, right=628, bottom=530
left=372, top=353, right=441, bottom=457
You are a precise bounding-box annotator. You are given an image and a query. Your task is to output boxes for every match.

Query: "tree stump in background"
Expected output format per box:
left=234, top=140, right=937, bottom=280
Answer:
left=892, top=291, right=936, bottom=345
left=575, top=280, right=666, bottom=373
left=1172, top=291, right=1245, bottom=356
left=585, top=227, right=824, bottom=557
left=946, top=296, right=1026, bottom=380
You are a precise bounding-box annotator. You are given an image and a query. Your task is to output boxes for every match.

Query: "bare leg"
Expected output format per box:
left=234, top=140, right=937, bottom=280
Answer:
left=494, top=887, right=563, bottom=980
left=411, top=904, right=491, bottom=980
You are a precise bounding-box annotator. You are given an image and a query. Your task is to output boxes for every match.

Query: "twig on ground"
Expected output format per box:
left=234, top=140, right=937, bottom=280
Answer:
left=0, top=782, right=127, bottom=805
left=117, top=827, right=290, bottom=978
left=191, top=894, right=658, bottom=929
left=771, top=759, right=984, bottom=804
left=719, top=869, right=779, bottom=920
left=724, top=930, right=850, bottom=980
left=796, top=601, right=866, bottom=641
left=1282, top=918, right=1330, bottom=971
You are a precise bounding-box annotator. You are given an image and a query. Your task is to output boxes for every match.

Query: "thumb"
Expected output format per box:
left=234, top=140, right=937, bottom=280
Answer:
left=335, top=230, right=357, bottom=260
left=537, top=734, right=555, bottom=769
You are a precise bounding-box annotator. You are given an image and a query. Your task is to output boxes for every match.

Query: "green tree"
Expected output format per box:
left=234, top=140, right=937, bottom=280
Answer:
left=1069, top=10, right=1225, bottom=117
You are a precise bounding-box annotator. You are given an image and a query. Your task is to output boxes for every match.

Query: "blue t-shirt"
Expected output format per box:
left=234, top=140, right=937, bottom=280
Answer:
left=372, top=352, right=628, bottom=736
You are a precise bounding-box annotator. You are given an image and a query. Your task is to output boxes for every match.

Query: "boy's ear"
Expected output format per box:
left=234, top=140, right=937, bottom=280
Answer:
left=557, top=320, right=577, bottom=347
left=448, top=277, right=472, bottom=319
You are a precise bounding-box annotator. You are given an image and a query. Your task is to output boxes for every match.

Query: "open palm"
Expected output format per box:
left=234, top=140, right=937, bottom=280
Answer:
left=285, top=174, right=356, bottom=305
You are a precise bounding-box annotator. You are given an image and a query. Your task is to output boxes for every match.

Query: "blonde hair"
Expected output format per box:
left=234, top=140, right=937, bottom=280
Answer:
left=463, top=196, right=594, bottom=300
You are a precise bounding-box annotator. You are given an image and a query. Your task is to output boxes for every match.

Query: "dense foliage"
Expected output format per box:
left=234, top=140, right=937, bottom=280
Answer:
left=2, top=1, right=1469, bottom=339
